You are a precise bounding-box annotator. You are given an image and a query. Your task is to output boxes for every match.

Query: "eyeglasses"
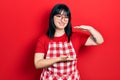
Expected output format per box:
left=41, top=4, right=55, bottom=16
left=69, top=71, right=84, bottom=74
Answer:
left=54, top=14, right=69, bottom=21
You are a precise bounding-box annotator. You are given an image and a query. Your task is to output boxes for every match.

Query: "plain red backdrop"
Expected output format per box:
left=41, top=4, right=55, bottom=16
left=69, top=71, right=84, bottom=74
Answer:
left=0, top=0, right=120, bottom=80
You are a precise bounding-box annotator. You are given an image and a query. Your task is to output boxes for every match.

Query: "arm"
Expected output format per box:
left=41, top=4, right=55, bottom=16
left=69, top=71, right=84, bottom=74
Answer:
left=74, top=25, right=104, bottom=46
left=34, top=53, right=76, bottom=69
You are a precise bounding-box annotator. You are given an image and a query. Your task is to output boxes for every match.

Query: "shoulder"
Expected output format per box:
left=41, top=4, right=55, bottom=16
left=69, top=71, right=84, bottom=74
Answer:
left=36, top=34, right=50, bottom=45
left=72, top=30, right=90, bottom=38
left=38, top=34, right=49, bottom=41
left=71, top=30, right=90, bottom=47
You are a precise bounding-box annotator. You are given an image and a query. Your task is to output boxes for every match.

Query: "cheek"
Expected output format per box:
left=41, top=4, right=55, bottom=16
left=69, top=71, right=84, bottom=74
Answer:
left=53, top=17, right=57, bottom=25
left=65, top=21, right=69, bottom=25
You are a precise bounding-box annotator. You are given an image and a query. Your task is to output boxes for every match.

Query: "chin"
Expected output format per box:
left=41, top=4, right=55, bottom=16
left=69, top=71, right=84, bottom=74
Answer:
left=59, top=26, right=66, bottom=29
left=56, top=27, right=65, bottom=30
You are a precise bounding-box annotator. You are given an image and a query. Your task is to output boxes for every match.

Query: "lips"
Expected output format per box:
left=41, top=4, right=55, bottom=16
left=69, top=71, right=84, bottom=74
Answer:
left=58, top=22, right=65, bottom=26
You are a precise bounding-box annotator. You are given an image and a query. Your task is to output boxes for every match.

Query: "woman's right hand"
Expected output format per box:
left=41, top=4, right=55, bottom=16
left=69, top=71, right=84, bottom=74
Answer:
left=58, top=55, right=76, bottom=62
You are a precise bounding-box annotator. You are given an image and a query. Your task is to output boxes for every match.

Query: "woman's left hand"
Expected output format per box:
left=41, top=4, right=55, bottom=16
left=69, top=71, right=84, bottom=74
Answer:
left=74, top=25, right=93, bottom=31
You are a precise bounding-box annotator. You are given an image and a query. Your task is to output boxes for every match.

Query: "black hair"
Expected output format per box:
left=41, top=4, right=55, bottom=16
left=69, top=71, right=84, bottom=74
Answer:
left=47, top=4, right=72, bottom=42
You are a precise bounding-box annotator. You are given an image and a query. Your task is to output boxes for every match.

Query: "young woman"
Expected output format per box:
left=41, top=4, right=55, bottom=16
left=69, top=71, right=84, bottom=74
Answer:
left=34, top=4, right=104, bottom=80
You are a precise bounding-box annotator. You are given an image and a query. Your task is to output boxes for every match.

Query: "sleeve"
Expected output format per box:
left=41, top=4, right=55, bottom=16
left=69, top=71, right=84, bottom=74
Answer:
left=79, top=31, right=90, bottom=46
left=35, top=36, right=46, bottom=53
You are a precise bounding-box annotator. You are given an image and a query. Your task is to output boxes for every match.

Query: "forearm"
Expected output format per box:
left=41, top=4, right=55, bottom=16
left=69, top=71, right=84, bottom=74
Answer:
left=88, top=27, right=104, bottom=44
left=34, top=55, right=76, bottom=69
left=35, top=57, right=60, bottom=69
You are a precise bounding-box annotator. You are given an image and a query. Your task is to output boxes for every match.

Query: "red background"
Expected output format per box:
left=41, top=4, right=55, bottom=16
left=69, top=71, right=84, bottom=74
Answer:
left=0, top=0, right=120, bottom=80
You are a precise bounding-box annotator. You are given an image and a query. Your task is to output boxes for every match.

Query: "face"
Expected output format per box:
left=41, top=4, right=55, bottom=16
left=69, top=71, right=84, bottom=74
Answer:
left=53, top=10, right=69, bottom=30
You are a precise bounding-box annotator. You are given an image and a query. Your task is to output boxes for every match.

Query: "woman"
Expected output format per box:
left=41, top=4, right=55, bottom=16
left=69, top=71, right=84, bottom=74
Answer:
left=34, top=4, right=104, bottom=80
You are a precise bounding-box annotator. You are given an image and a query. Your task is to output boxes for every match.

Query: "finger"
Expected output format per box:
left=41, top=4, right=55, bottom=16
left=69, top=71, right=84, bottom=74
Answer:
left=73, top=26, right=80, bottom=28
left=60, top=55, right=68, bottom=60
left=74, top=25, right=85, bottom=28
left=73, top=26, right=82, bottom=30
left=67, top=58, right=76, bottom=61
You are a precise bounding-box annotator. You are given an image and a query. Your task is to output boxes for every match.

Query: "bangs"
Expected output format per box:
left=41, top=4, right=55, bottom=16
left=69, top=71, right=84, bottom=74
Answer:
left=54, top=8, right=70, bottom=18
left=55, top=9, right=68, bottom=16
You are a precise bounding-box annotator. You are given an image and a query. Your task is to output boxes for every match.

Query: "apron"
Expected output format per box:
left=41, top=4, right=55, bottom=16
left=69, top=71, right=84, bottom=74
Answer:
left=40, top=41, right=80, bottom=80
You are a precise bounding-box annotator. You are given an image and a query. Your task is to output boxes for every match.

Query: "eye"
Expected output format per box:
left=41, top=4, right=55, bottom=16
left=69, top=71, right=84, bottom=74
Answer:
left=56, top=15, right=61, bottom=17
left=65, top=16, right=68, bottom=18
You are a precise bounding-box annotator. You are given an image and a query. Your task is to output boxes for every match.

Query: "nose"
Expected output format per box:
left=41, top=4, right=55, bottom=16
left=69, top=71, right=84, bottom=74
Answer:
left=61, top=17, right=65, bottom=22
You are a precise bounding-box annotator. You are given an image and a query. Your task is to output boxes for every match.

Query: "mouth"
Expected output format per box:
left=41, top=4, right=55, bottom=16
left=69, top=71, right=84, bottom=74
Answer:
left=58, top=22, right=65, bottom=26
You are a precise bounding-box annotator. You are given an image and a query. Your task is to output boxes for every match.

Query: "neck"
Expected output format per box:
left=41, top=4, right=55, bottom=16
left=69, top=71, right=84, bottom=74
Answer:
left=54, top=29, right=65, bottom=37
